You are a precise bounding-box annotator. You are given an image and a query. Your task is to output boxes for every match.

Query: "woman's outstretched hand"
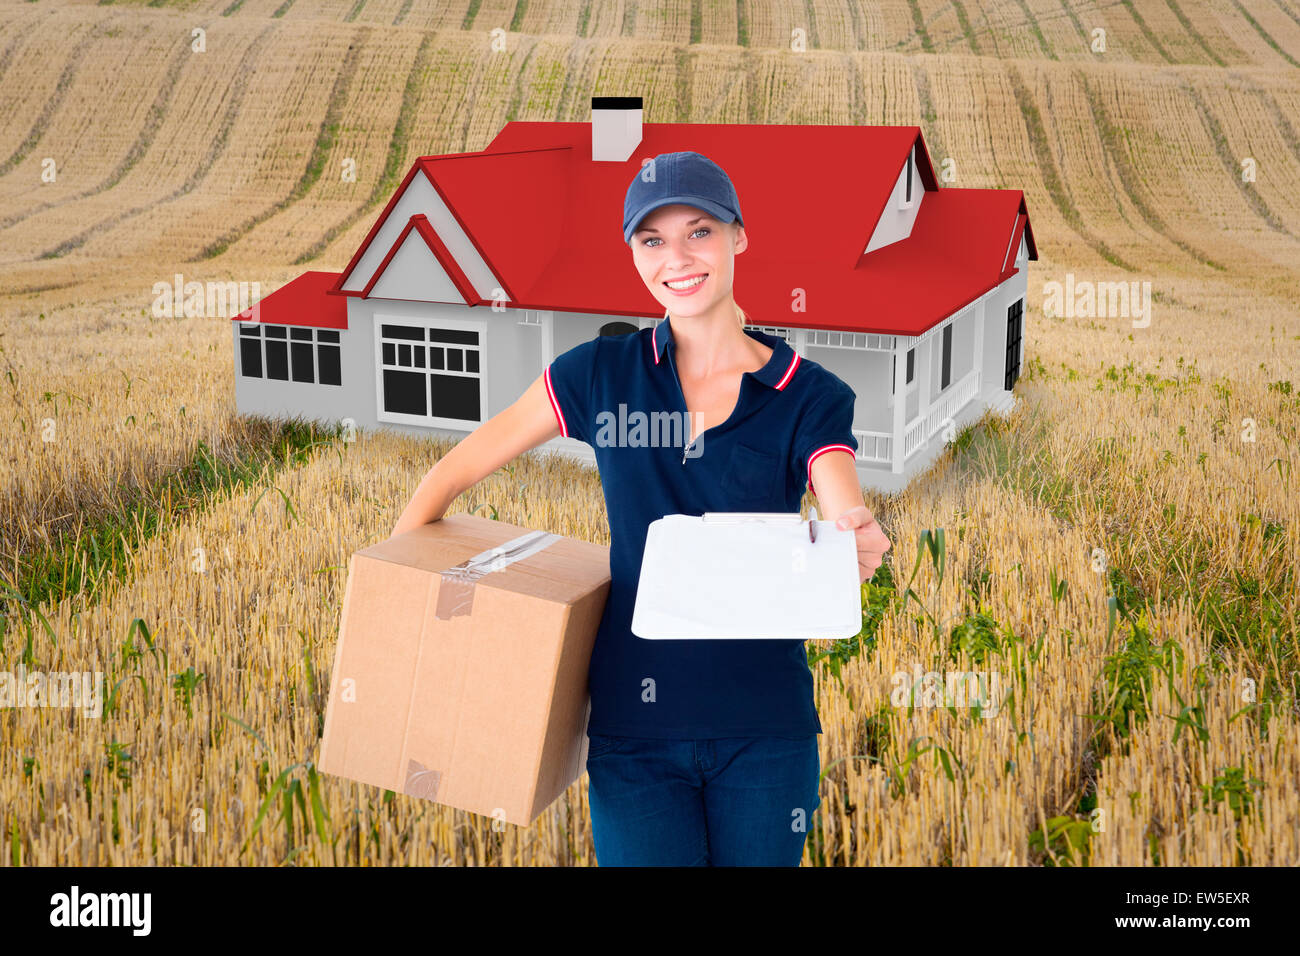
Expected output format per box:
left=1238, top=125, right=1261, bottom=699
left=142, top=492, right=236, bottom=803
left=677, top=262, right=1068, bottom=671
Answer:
left=834, top=505, right=891, bottom=584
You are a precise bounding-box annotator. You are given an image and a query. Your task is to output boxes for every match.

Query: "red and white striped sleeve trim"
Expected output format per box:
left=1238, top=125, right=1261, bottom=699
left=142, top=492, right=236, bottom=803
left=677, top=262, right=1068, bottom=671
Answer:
left=806, top=444, right=855, bottom=496
left=543, top=365, right=568, bottom=438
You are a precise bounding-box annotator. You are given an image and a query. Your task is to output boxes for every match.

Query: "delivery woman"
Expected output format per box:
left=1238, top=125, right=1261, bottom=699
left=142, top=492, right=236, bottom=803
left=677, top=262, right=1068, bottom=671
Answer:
left=391, top=151, right=891, bottom=866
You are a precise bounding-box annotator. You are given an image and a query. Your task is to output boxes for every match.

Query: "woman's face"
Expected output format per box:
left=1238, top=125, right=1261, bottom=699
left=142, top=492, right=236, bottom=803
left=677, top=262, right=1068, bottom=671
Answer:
left=629, top=203, right=747, bottom=318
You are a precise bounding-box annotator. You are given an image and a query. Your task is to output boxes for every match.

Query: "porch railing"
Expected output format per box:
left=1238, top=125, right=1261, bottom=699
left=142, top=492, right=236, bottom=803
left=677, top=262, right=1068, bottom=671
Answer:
left=851, top=367, right=982, bottom=467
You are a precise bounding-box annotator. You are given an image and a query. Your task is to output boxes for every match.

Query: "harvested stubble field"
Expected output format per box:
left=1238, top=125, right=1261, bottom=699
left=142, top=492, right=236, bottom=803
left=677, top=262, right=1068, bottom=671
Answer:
left=0, top=0, right=1297, bottom=866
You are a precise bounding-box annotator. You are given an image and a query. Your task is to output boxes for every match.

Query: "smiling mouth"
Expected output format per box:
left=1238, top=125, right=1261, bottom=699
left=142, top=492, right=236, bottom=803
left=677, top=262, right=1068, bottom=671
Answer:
left=663, top=273, right=708, bottom=290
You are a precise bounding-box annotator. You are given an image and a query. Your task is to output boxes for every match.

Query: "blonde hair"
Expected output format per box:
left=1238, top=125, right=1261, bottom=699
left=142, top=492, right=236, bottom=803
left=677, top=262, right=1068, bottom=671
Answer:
left=735, top=302, right=748, bottom=327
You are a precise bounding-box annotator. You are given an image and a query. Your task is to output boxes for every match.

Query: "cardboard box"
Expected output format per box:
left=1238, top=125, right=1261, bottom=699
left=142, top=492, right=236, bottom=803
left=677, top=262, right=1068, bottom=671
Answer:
left=318, top=513, right=610, bottom=826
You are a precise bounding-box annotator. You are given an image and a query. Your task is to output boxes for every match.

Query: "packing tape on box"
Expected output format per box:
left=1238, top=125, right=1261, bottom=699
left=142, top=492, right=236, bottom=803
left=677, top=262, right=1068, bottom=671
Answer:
left=404, top=760, right=443, bottom=800
left=434, top=528, right=562, bottom=620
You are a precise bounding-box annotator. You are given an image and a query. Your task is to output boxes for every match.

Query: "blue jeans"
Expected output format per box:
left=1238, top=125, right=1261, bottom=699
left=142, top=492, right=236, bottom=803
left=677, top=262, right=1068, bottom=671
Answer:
left=584, top=734, right=822, bottom=866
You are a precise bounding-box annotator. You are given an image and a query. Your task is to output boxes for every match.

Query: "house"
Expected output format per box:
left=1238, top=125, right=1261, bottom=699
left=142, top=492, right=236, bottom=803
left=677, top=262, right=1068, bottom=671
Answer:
left=230, top=96, right=1036, bottom=494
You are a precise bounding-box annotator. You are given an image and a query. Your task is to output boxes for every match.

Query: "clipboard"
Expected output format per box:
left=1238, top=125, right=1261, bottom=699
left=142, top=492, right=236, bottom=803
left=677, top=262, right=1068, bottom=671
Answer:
left=630, top=509, right=863, bottom=640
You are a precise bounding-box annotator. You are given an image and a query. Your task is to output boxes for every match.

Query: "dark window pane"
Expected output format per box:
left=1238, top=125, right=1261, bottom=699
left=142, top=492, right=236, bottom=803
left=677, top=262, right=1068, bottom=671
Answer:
left=291, top=342, right=314, bottom=382
left=240, top=338, right=262, bottom=377
left=399, top=343, right=410, bottom=366
left=447, top=349, right=463, bottom=372
left=239, top=324, right=260, bottom=337
left=382, top=324, right=423, bottom=341
left=1005, top=299, right=1023, bottom=390
left=318, top=329, right=339, bottom=343
left=383, top=369, right=426, bottom=416
left=599, top=321, right=638, bottom=337
left=383, top=342, right=395, bottom=365
left=265, top=326, right=287, bottom=339
left=427, top=328, right=478, bottom=345
left=266, top=340, right=289, bottom=380
left=290, top=327, right=313, bottom=341
left=430, top=373, right=479, bottom=421
left=466, top=349, right=479, bottom=373
left=318, top=345, right=341, bottom=386
left=906, top=348, right=914, bottom=383
left=429, top=347, right=444, bottom=370
left=941, top=324, right=952, bottom=390
left=414, top=347, right=425, bottom=369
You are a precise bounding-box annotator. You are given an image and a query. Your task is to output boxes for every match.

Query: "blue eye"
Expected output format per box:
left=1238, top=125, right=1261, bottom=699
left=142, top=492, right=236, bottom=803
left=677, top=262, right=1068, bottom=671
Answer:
left=642, top=227, right=709, bottom=247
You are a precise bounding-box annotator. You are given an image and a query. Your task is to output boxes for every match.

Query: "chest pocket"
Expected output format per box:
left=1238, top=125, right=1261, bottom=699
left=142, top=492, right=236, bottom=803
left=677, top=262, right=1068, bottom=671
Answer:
left=721, top=442, right=781, bottom=504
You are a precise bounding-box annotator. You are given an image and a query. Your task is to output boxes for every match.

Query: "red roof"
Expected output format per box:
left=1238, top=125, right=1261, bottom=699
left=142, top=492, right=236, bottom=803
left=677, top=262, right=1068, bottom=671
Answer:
left=240, top=122, right=1037, bottom=337
left=851, top=190, right=1036, bottom=333
left=228, top=270, right=346, bottom=329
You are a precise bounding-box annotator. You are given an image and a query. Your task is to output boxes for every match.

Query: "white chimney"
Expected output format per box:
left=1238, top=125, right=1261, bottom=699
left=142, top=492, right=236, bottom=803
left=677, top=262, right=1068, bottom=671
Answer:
left=591, top=96, right=643, bottom=162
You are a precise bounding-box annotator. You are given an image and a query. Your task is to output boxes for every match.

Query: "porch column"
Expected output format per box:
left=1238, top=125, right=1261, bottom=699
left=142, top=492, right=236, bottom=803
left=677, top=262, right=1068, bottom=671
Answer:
left=973, top=301, right=985, bottom=395
left=891, top=336, right=907, bottom=474
left=540, top=311, right=554, bottom=366
left=918, top=332, right=932, bottom=423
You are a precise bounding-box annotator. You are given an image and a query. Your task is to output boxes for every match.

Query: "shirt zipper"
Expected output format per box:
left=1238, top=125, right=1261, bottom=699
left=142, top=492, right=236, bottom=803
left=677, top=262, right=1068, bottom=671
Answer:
left=666, top=346, right=698, bottom=465
left=668, top=344, right=745, bottom=466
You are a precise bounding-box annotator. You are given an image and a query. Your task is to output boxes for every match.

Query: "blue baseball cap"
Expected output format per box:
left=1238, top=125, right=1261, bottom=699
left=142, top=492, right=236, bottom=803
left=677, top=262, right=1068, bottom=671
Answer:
left=623, top=151, right=744, bottom=245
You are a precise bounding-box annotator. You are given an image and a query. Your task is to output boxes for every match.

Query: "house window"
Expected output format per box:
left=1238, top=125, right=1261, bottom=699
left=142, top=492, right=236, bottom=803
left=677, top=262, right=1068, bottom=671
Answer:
left=941, top=323, right=952, bottom=390
left=379, top=322, right=482, bottom=424
left=1004, top=298, right=1023, bottom=390
left=318, top=331, right=341, bottom=384
left=238, top=324, right=341, bottom=386
left=890, top=347, right=915, bottom=394
left=599, top=321, right=638, bottom=337
left=290, top=328, right=313, bottom=383
left=239, top=325, right=262, bottom=378
left=265, top=325, right=288, bottom=380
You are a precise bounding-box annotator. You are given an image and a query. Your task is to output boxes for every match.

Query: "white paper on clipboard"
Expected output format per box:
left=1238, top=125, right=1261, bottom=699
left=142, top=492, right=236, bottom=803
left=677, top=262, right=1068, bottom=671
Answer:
left=630, top=510, right=863, bottom=640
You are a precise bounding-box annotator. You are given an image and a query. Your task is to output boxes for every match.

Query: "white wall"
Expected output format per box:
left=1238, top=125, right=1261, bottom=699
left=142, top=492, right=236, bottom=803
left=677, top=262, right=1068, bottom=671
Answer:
left=979, top=268, right=1029, bottom=394
left=367, top=228, right=466, bottom=302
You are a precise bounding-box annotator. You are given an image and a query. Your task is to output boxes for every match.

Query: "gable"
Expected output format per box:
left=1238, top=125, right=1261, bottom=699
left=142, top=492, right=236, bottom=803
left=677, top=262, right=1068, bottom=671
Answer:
left=366, top=218, right=474, bottom=304
left=864, top=139, right=925, bottom=255
left=339, top=166, right=504, bottom=299
left=1000, top=211, right=1031, bottom=278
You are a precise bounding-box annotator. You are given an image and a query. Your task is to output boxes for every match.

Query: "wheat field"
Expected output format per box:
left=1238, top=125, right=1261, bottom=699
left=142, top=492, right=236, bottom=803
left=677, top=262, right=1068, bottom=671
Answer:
left=1, top=0, right=1297, bottom=866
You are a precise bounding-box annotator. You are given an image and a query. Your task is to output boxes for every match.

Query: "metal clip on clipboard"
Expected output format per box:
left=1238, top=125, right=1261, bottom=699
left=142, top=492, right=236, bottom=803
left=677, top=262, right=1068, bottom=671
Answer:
left=631, top=507, right=860, bottom=641
left=701, top=507, right=818, bottom=542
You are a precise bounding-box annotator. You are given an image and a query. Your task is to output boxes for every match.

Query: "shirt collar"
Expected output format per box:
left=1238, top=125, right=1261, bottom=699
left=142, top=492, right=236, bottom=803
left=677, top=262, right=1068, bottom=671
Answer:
left=651, top=312, right=800, bottom=390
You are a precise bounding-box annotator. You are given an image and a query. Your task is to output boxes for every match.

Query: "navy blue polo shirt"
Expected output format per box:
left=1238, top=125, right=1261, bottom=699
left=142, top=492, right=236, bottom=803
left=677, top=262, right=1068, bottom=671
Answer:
left=543, top=313, right=859, bottom=739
